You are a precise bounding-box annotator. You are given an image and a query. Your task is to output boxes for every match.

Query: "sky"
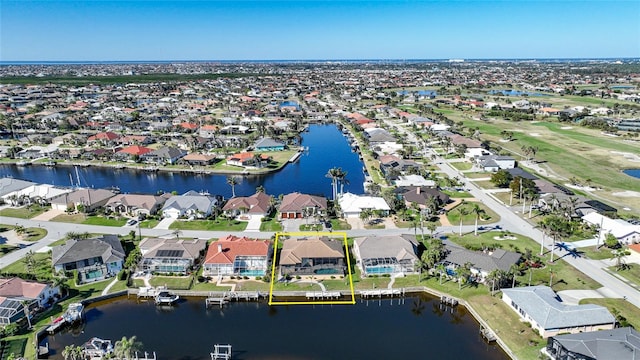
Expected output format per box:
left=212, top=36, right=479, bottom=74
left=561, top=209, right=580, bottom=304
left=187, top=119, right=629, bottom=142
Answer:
left=1, top=0, right=639, bottom=61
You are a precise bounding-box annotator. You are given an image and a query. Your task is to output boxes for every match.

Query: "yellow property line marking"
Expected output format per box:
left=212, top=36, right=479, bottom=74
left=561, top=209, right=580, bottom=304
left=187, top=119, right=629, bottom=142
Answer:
left=268, top=231, right=356, bottom=305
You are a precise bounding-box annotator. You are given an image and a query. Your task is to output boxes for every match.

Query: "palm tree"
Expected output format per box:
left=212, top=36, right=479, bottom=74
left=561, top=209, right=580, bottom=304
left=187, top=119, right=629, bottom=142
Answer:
left=435, top=263, right=447, bottom=285
left=509, top=264, right=520, bottom=288
left=62, top=345, right=75, bottom=360
left=456, top=203, right=469, bottom=236
left=425, top=222, right=437, bottom=239
left=486, top=269, right=501, bottom=295
left=471, top=203, right=485, bottom=236
left=457, top=262, right=473, bottom=290
left=612, top=248, right=631, bottom=271
left=114, top=335, right=143, bottom=360
left=325, top=167, right=344, bottom=201
left=21, top=300, right=32, bottom=329
left=226, top=176, right=239, bottom=198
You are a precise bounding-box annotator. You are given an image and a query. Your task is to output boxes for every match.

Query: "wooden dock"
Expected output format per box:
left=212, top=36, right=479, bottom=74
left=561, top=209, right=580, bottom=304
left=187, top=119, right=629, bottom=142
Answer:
left=480, top=325, right=497, bottom=342
left=305, top=291, right=342, bottom=300
left=440, top=295, right=459, bottom=307
left=359, top=288, right=405, bottom=298
left=205, top=291, right=265, bottom=308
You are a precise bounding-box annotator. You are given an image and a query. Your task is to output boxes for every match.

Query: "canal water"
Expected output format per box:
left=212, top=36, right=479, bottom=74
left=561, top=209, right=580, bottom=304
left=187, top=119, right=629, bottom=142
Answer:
left=623, top=169, right=640, bottom=179
left=45, top=295, right=507, bottom=360
left=0, top=124, right=365, bottom=199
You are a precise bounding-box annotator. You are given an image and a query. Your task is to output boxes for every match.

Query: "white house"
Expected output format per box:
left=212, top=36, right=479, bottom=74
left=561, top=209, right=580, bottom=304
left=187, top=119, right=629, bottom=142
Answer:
left=502, top=286, right=615, bottom=338
left=161, top=190, right=219, bottom=219
left=582, top=212, right=640, bottom=245
left=338, top=192, right=391, bottom=218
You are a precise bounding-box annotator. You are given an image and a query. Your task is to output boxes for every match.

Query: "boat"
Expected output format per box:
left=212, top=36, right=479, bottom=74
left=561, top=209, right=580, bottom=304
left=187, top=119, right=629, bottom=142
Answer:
left=44, top=161, right=57, bottom=167
left=211, top=344, right=232, bottom=360
left=154, top=291, right=179, bottom=305
left=81, top=337, right=113, bottom=358
left=46, top=302, right=84, bottom=333
left=15, top=160, right=30, bottom=166
left=143, top=166, right=159, bottom=172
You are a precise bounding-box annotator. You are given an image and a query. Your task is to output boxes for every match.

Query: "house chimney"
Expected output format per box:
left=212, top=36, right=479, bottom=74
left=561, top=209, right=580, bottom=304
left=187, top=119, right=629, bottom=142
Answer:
left=416, top=187, right=421, bottom=194
left=217, top=244, right=222, bottom=253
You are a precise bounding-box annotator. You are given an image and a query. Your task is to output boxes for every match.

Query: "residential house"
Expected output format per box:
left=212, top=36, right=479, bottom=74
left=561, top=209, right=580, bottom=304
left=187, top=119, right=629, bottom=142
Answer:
left=50, top=188, right=116, bottom=212
left=0, top=177, right=37, bottom=202
left=440, top=240, right=521, bottom=281
left=582, top=212, right=640, bottom=245
left=397, top=186, right=450, bottom=210
left=51, top=235, right=125, bottom=284
left=87, top=131, right=120, bottom=146
left=115, top=145, right=154, bottom=161
left=545, top=327, right=640, bottom=360
left=501, top=286, right=615, bottom=338
left=138, top=238, right=206, bottom=275
left=378, top=155, right=420, bottom=178
left=142, top=146, right=187, bottom=165
left=338, top=192, right=390, bottom=218
left=202, top=235, right=272, bottom=277
left=161, top=190, right=218, bottom=219
left=4, top=184, right=72, bottom=206
left=279, top=192, right=328, bottom=219
left=0, top=278, right=61, bottom=324
left=353, top=235, right=418, bottom=276
left=393, top=175, right=436, bottom=187
left=105, top=193, right=168, bottom=217
left=226, top=152, right=269, bottom=168
left=475, top=155, right=516, bottom=172
left=279, top=237, right=345, bottom=276
left=364, top=128, right=396, bottom=143
left=222, top=192, right=273, bottom=220
left=180, top=153, right=218, bottom=166
left=254, top=137, right=286, bottom=151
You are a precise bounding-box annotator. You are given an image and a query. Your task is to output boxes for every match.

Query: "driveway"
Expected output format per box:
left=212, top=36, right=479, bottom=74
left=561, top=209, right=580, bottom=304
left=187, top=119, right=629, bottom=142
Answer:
left=245, top=215, right=263, bottom=232
left=154, top=217, right=176, bottom=230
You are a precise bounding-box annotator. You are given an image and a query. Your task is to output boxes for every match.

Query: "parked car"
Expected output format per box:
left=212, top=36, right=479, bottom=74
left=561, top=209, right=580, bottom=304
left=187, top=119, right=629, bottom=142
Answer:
left=126, top=219, right=137, bottom=226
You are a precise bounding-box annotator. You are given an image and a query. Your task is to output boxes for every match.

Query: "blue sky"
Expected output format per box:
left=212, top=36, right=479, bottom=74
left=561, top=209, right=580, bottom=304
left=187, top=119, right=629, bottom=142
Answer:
left=1, top=1, right=639, bottom=61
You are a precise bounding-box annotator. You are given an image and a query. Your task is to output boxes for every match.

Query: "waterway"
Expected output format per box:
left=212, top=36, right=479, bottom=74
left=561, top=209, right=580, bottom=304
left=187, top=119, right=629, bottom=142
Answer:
left=0, top=124, right=365, bottom=199
left=623, top=169, right=640, bottom=179
left=45, top=295, right=507, bottom=360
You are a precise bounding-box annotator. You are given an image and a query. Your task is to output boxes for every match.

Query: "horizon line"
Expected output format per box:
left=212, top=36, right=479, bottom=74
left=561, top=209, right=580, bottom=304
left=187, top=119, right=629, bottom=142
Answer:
left=2, top=57, right=639, bottom=64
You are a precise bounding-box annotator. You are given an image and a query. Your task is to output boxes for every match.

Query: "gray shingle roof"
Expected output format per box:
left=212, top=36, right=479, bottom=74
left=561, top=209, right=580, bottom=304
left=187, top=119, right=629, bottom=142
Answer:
left=551, top=327, right=640, bottom=360
left=162, top=192, right=217, bottom=213
left=502, top=286, right=615, bottom=330
left=442, top=240, right=521, bottom=273
left=355, top=235, right=418, bottom=262
left=0, top=178, right=35, bottom=197
left=52, top=235, right=125, bottom=266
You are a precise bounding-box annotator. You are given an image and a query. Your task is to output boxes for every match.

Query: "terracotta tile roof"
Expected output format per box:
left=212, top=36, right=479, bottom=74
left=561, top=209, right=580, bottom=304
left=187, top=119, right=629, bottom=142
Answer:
left=0, top=277, right=48, bottom=299
left=204, top=235, right=271, bottom=265
left=88, top=131, right=120, bottom=141
left=117, top=145, right=154, bottom=156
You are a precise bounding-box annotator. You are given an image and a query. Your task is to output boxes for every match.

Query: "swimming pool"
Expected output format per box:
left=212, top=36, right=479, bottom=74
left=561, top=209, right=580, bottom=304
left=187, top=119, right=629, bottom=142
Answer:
left=314, top=268, right=340, bottom=275
left=365, top=266, right=396, bottom=275
left=238, top=269, right=265, bottom=276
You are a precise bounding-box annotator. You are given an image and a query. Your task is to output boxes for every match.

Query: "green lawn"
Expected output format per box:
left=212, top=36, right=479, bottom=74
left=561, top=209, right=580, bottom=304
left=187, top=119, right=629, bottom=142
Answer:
left=445, top=232, right=601, bottom=291
left=107, top=280, right=130, bottom=294
left=445, top=201, right=500, bottom=226
left=580, top=298, right=640, bottom=330
left=83, top=216, right=127, bottom=226
left=1, top=252, right=52, bottom=280
left=259, top=218, right=283, bottom=232
left=50, top=213, right=87, bottom=223
left=191, top=282, right=236, bottom=292
left=464, top=172, right=493, bottom=179
left=330, top=219, right=352, bottom=230
left=149, top=276, right=193, bottom=289
left=139, top=219, right=160, bottom=229
left=299, top=223, right=323, bottom=231
left=0, top=244, right=19, bottom=258
left=608, top=263, right=640, bottom=288
left=450, top=161, right=473, bottom=171
left=580, top=246, right=615, bottom=260
left=169, top=219, right=248, bottom=231
left=0, top=336, right=28, bottom=360
left=0, top=206, right=46, bottom=219
left=442, top=189, right=474, bottom=198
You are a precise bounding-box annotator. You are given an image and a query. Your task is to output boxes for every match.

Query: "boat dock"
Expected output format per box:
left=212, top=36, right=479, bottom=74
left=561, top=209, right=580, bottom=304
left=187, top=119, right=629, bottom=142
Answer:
left=46, top=302, right=84, bottom=334
left=480, top=325, right=497, bottom=342
left=440, top=295, right=459, bottom=307
left=211, top=344, right=232, bottom=360
left=305, top=291, right=342, bottom=300
left=205, top=291, right=266, bottom=308
left=359, top=289, right=405, bottom=298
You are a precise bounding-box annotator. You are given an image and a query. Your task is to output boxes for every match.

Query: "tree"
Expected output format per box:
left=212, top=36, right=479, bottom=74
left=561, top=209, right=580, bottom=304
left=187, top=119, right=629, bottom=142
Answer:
left=604, top=233, right=620, bottom=249
left=490, top=170, right=513, bottom=188
left=114, top=335, right=143, bottom=360
left=456, top=203, right=469, bottom=236
left=425, top=221, right=437, bottom=239
left=542, top=215, right=569, bottom=263
left=325, top=167, right=346, bottom=201
left=471, top=204, right=485, bottom=236
left=21, top=300, right=32, bottom=329
left=359, top=209, right=373, bottom=225
left=366, top=182, right=382, bottom=196
left=457, top=262, right=473, bottom=290
left=226, top=176, right=240, bottom=198
left=612, top=248, right=631, bottom=271
left=509, top=176, right=536, bottom=198
left=435, top=263, right=447, bottom=285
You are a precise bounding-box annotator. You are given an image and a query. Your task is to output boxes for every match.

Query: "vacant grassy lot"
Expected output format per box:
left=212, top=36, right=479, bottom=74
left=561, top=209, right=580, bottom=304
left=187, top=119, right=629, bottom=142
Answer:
left=450, top=161, right=473, bottom=171
left=0, top=206, right=46, bottom=219
left=139, top=219, right=160, bottom=229
left=446, top=201, right=500, bottom=226
left=608, top=264, right=640, bottom=288
left=83, top=216, right=127, bottom=226
left=149, top=276, right=193, bottom=289
left=50, top=213, right=86, bottom=223
left=580, top=298, right=640, bottom=329
left=169, top=219, right=248, bottom=231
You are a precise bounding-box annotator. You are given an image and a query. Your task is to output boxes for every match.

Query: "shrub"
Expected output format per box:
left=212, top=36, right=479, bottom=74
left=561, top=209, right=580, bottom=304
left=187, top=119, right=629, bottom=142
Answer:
left=262, top=276, right=270, bottom=282
left=197, top=275, right=205, bottom=283
left=255, top=276, right=262, bottom=281
left=243, top=276, right=249, bottom=280
left=330, top=276, right=335, bottom=279
left=295, top=275, right=301, bottom=280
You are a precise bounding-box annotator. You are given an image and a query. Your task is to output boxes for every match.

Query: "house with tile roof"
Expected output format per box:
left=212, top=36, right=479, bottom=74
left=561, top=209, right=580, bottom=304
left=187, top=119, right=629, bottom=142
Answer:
left=87, top=131, right=120, bottom=146
left=105, top=193, right=168, bottom=217
left=115, top=145, right=154, bottom=161
left=222, top=192, right=273, bottom=220
left=502, top=286, right=615, bottom=338
left=226, top=152, right=270, bottom=168
left=203, top=235, right=272, bottom=277
left=139, top=238, right=206, bottom=275
left=0, top=278, right=61, bottom=324
left=279, top=237, right=345, bottom=276
left=50, top=188, right=117, bottom=212
left=52, top=235, right=125, bottom=284
left=142, top=146, right=187, bottom=165
left=279, top=192, right=327, bottom=219
left=180, top=153, right=218, bottom=166
left=353, top=235, right=418, bottom=276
